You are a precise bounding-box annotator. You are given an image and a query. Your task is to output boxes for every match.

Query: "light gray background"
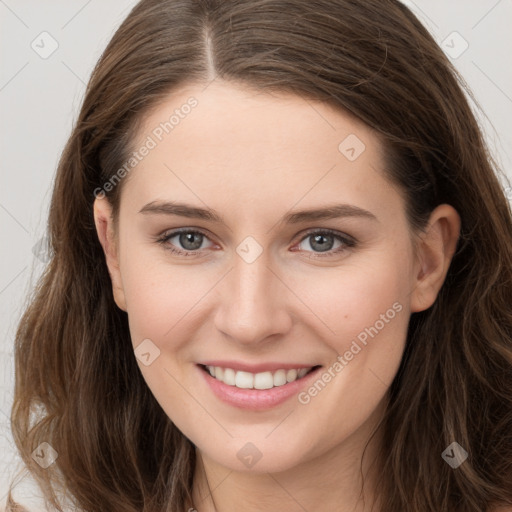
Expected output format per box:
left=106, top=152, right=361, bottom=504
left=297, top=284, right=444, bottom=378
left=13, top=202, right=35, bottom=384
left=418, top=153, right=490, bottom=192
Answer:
left=1, top=0, right=511, bottom=503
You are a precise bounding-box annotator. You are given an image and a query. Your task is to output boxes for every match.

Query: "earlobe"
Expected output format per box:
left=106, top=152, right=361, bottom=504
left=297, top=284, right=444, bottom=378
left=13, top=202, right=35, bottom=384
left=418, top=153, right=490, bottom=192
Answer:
left=410, top=204, right=461, bottom=313
left=93, top=197, right=127, bottom=312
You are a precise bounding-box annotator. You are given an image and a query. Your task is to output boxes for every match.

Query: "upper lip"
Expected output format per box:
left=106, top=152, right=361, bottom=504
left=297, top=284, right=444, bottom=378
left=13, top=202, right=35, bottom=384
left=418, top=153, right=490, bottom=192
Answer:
left=198, top=361, right=321, bottom=373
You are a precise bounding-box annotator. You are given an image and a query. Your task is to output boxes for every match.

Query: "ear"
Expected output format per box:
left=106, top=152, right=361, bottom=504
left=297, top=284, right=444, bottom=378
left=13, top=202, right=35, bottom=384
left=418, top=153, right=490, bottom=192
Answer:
left=410, top=204, right=461, bottom=312
left=93, top=196, right=127, bottom=311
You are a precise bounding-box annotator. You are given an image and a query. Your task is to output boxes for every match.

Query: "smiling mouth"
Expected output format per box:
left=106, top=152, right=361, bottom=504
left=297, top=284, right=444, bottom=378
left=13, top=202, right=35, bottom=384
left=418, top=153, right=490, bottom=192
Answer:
left=199, top=364, right=321, bottom=390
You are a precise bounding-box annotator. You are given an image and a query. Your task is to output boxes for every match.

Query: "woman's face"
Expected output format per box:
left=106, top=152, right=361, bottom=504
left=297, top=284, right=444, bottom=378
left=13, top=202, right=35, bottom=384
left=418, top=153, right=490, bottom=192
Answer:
left=94, top=81, right=455, bottom=474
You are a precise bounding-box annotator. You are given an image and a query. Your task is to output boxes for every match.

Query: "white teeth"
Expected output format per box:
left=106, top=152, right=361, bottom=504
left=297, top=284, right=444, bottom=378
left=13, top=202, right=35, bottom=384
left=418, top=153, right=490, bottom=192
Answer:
left=286, top=369, right=297, bottom=382
left=297, top=368, right=309, bottom=378
left=223, top=368, right=236, bottom=386
left=205, top=365, right=314, bottom=389
left=273, top=369, right=287, bottom=386
left=235, top=371, right=254, bottom=389
left=254, top=371, right=274, bottom=390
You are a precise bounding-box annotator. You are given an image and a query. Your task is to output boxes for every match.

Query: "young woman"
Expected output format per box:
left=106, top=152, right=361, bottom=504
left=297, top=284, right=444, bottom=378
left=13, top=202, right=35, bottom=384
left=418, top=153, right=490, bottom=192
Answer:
left=5, top=0, right=512, bottom=510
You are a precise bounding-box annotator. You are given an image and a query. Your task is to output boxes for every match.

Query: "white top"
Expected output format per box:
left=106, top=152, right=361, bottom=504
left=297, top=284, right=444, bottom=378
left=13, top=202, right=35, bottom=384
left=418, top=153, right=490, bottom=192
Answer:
left=1, top=469, right=47, bottom=511
left=0, top=462, right=77, bottom=512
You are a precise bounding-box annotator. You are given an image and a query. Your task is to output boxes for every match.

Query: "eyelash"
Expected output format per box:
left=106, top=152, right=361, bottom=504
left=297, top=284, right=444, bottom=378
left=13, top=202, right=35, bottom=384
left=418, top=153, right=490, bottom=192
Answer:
left=155, top=227, right=356, bottom=258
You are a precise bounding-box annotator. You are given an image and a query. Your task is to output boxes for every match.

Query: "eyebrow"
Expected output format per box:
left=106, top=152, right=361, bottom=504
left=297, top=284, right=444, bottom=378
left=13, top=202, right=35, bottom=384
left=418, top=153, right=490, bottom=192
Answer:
left=138, top=201, right=378, bottom=224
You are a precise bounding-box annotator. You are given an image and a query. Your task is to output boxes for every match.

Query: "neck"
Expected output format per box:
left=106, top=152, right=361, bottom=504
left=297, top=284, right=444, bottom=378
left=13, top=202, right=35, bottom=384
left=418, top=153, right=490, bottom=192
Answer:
left=191, top=398, right=387, bottom=512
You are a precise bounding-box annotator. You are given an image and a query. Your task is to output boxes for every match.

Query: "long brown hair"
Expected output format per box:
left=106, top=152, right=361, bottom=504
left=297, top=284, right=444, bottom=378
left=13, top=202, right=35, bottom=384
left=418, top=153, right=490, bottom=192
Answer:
left=7, top=0, right=512, bottom=510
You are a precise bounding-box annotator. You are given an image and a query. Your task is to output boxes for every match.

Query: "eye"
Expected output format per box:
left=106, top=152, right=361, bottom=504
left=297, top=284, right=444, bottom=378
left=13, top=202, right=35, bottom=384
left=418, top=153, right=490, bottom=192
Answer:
left=294, top=229, right=356, bottom=257
left=157, top=228, right=214, bottom=255
left=156, top=227, right=356, bottom=258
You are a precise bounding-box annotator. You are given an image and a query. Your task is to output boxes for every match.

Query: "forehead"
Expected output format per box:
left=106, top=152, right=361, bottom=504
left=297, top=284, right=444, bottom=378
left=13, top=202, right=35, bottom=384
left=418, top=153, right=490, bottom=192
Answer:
left=121, top=80, right=402, bottom=221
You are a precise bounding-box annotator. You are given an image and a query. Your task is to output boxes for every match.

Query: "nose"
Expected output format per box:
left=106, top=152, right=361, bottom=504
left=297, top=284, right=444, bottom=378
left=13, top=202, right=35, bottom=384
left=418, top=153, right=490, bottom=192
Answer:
left=213, top=250, right=293, bottom=346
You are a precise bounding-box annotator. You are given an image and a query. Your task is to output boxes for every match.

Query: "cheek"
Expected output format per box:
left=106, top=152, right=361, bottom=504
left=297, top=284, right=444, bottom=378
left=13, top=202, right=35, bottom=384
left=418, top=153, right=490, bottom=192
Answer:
left=119, top=244, right=211, bottom=347
left=290, top=245, right=413, bottom=412
left=291, top=246, right=413, bottom=428
left=291, top=247, right=413, bottom=352
left=118, top=245, right=212, bottom=422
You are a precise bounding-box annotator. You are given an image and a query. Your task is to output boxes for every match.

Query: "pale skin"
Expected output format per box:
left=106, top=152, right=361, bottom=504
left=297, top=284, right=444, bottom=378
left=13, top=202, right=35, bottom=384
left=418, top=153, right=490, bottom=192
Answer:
left=94, top=80, right=461, bottom=511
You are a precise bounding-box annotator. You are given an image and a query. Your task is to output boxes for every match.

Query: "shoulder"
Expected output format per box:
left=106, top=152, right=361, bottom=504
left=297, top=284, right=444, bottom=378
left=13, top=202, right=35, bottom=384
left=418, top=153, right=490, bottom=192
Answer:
left=1, top=466, right=47, bottom=511
left=2, top=465, right=81, bottom=512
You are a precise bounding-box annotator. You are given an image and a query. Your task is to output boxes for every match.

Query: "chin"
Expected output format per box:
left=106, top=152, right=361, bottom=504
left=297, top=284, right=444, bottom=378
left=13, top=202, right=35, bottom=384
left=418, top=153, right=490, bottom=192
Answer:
left=194, top=432, right=319, bottom=474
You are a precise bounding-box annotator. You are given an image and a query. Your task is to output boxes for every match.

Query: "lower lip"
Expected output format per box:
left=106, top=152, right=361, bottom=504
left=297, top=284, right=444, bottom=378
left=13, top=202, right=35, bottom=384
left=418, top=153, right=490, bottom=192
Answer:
left=198, top=365, right=322, bottom=410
